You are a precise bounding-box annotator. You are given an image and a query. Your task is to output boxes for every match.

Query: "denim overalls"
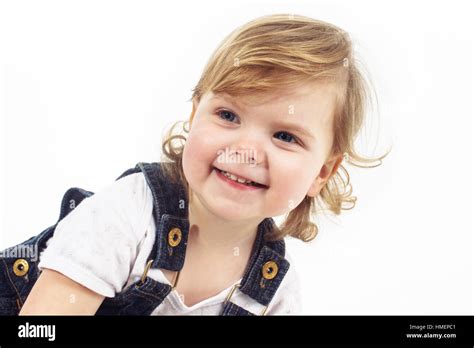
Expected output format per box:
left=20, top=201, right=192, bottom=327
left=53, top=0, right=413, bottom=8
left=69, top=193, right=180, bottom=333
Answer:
left=0, top=162, right=290, bottom=315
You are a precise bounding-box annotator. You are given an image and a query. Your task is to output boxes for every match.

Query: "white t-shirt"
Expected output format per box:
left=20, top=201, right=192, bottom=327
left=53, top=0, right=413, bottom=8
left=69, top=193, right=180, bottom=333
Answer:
left=38, top=172, right=303, bottom=315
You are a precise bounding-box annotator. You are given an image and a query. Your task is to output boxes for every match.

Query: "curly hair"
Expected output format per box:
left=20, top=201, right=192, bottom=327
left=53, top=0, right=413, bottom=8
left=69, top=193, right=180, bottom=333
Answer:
left=161, top=13, right=391, bottom=242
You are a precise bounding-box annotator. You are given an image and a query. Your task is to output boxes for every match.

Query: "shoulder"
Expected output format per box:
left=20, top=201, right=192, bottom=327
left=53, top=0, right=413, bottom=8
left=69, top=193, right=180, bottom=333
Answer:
left=38, top=170, right=155, bottom=297
left=80, top=171, right=154, bottom=240
left=281, top=250, right=303, bottom=298
left=102, top=171, right=150, bottom=202
left=90, top=170, right=150, bottom=210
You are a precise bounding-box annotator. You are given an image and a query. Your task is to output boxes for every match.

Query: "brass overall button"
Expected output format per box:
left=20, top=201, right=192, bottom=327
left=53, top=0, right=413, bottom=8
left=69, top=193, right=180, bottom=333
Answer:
left=168, top=227, right=182, bottom=247
left=262, top=260, right=278, bottom=280
left=13, top=259, right=29, bottom=277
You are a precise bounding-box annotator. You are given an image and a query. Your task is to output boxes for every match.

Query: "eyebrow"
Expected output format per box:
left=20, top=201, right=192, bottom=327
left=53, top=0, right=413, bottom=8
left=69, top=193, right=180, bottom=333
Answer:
left=210, top=94, right=247, bottom=112
left=270, top=121, right=316, bottom=141
left=211, top=94, right=317, bottom=141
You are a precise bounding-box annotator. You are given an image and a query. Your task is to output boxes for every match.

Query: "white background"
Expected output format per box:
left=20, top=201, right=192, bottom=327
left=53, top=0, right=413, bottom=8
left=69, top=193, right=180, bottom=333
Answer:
left=0, top=0, right=472, bottom=314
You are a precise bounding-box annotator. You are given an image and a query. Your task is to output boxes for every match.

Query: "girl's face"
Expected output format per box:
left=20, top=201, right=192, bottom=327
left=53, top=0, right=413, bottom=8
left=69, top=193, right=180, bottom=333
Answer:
left=182, top=82, right=344, bottom=221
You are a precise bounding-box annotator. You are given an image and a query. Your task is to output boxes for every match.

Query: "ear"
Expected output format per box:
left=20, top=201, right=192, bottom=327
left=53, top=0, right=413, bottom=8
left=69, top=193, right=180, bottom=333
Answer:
left=307, top=152, right=344, bottom=198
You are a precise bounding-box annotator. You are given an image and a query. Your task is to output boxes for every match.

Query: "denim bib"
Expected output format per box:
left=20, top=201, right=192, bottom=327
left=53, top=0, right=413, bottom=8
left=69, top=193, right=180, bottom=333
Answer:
left=0, top=162, right=290, bottom=315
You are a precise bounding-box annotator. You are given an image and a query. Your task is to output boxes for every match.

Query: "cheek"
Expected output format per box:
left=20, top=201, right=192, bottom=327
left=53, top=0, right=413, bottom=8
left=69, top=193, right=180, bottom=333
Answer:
left=182, top=125, right=221, bottom=184
left=265, top=156, right=320, bottom=213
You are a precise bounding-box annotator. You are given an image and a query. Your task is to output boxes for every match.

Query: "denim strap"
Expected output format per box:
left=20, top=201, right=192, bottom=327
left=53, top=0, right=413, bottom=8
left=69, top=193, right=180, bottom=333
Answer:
left=222, top=219, right=290, bottom=315
left=137, top=162, right=190, bottom=271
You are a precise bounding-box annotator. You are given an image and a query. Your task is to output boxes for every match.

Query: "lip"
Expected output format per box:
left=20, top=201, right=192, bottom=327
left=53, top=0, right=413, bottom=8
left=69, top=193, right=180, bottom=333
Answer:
left=213, top=168, right=266, bottom=191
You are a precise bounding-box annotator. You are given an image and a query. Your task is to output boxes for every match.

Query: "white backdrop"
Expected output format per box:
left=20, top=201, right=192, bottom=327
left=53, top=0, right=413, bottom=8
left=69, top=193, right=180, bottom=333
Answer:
left=0, top=0, right=472, bottom=315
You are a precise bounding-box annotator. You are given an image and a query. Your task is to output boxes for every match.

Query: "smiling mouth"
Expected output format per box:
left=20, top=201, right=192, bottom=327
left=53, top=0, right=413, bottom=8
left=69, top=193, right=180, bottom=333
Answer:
left=213, top=167, right=268, bottom=189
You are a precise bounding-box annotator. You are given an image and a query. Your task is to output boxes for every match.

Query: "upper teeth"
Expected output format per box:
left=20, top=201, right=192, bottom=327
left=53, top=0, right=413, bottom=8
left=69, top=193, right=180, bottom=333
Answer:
left=220, top=170, right=255, bottom=185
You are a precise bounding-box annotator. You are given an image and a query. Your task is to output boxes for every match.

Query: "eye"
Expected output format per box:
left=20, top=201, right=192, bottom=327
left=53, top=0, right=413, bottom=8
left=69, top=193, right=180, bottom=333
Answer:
left=274, top=131, right=298, bottom=144
left=216, top=109, right=239, bottom=123
left=216, top=109, right=300, bottom=146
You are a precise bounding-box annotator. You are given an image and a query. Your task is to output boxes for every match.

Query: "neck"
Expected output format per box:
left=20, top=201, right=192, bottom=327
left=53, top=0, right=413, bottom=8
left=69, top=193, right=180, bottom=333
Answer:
left=187, top=193, right=264, bottom=258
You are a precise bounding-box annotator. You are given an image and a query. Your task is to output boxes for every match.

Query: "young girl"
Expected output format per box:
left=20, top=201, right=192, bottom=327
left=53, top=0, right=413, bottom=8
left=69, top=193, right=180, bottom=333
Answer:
left=0, top=13, right=388, bottom=315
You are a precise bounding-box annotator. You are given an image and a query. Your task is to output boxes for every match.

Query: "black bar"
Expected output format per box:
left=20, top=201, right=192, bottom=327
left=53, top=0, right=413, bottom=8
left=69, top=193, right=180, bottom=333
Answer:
left=0, top=315, right=472, bottom=346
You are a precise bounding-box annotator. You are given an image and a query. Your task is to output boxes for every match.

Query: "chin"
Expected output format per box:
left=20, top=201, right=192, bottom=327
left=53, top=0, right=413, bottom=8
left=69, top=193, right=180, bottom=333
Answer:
left=212, top=199, right=256, bottom=221
left=198, top=191, right=258, bottom=221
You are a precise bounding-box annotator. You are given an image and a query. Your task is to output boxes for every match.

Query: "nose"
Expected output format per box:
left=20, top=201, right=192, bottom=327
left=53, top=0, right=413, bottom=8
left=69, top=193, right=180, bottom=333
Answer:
left=229, top=134, right=266, bottom=166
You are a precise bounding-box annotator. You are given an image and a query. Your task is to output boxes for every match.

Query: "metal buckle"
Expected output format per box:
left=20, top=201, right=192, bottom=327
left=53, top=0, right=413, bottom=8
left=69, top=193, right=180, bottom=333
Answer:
left=172, top=269, right=181, bottom=289
left=140, top=259, right=181, bottom=289
left=224, top=283, right=268, bottom=316
left=140, top=259, right=154, bottom=285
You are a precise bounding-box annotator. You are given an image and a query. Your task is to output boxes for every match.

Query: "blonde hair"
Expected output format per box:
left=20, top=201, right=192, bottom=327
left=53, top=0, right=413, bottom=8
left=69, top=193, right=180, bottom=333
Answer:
left=161, top=13, right=391, bottom=242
